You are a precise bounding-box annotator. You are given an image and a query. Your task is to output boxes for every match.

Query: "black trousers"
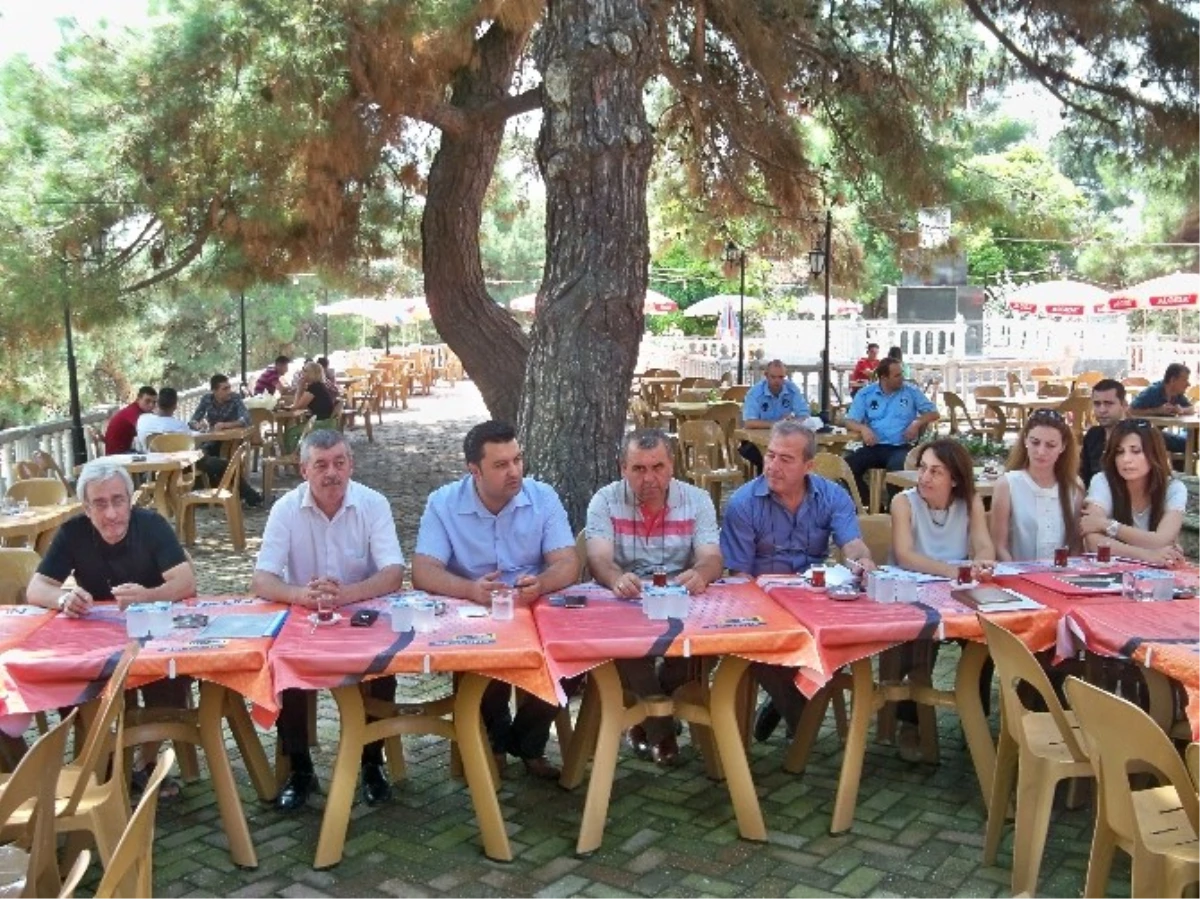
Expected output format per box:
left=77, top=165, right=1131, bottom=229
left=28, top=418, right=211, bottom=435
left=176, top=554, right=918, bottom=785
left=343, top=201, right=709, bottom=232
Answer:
left=752, top=663, right=807, bottom=734
left=738, top=441, right=764, bottom=476
left=844, top=442, right=911, bottom=508
left=481, top=676, right=581, bottom=760
left=277, top=678, right=396, bottom=767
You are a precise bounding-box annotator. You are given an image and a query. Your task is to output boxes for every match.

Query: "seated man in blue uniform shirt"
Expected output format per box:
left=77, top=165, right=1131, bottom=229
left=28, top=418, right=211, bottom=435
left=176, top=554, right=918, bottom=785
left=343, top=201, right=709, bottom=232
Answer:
left=843, top=357, right=940, bottom=507
left=1130, top=362, right=1192, bottom=457
left=720, top=420, right=876, bottom=742
left=739, top=359, right=811, bottom=474
left=412, top=420, right=578, bottom=779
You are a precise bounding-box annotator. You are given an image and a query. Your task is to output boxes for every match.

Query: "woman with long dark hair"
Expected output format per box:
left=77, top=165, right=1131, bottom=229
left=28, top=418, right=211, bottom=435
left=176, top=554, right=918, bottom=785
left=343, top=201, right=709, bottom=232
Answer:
left=990, top=410, right=1083, bottom=560
left=1080, top=419, right=1187, bottom=565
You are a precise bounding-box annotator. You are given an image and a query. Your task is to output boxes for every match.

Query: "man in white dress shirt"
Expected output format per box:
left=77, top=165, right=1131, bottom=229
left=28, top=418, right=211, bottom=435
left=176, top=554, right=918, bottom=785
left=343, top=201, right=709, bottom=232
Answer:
left=251, top=429, right=405, bottom=810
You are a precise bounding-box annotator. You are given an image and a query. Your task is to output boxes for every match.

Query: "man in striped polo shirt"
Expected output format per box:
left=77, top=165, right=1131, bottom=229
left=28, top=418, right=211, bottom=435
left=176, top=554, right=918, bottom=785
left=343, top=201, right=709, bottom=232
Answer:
left=585, top=429, right=723, bottom=764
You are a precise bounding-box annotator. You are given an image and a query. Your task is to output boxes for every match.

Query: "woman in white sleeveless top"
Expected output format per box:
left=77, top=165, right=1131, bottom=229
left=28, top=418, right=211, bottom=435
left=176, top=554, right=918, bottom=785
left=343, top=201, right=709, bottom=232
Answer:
left=891, top=439, right=995, bottom=578
left=990, top=409, right=1083, bottom=561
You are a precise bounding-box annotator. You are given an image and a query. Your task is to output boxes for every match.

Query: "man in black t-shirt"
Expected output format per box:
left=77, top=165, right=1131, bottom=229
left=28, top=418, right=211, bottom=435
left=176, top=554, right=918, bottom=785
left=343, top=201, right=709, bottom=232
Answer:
left=26, top=460, right=197, bottom=795
left=1079, top=379, right=1127, bottom=490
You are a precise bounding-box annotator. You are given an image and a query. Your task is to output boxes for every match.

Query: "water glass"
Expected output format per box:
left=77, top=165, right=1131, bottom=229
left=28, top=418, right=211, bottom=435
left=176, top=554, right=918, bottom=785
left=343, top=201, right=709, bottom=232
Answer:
left=875, top=577, right=898, bottom=604
left=389, top=599, right=414, bottom=633
left=895, top=579, right=919, bottom=603
left=149, top=602, right=174, bottom=638
left=125, top=603, right=152, bottom=639
left=643, top=591, right=669, bottom=620
left=491, top=588, right=515, bottom=622
left=666, top=591, right=690, bottom=619
left=412, top=600, right=437, bottom=633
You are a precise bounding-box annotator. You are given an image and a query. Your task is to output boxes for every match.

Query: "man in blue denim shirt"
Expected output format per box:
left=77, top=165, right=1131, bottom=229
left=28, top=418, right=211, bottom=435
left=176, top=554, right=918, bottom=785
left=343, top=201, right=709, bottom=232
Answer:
left=720, top=420, right=876, bottom=742
left=1130, top=363, right=1192, bottom=457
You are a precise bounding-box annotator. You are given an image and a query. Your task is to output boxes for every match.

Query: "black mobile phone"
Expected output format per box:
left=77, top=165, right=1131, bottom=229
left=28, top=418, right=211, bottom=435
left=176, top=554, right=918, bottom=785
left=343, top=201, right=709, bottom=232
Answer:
left=350, top=609, right=380, bottom=628
left=563, top=594, right=588, bottom=609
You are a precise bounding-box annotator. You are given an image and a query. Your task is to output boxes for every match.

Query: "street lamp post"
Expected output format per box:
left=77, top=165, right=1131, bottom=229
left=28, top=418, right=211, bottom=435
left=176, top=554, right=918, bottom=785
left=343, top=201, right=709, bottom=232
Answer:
left=724, top=242, right=747, bottom=384
left=810, top=210, right=833, bottom=421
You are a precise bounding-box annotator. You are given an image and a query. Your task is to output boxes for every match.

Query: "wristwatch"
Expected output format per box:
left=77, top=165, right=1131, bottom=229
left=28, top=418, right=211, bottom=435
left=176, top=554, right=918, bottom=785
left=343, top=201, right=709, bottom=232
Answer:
left=1105, top=519, right=1120, bottom=539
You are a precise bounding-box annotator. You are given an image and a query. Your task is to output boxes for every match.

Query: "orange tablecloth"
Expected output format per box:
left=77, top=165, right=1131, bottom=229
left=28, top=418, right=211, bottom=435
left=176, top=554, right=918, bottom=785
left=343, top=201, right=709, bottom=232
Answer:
left=0, top=597, right=284, bottom=718
left=0, top=606, right=53, bottom=655
left=268, top=596, right=558, bottom=706
left=533, top=579, right=817, bottom=682
left=1063, top=599, right=1200, bottom=739
left=766, top=577, right=1059, bottom=695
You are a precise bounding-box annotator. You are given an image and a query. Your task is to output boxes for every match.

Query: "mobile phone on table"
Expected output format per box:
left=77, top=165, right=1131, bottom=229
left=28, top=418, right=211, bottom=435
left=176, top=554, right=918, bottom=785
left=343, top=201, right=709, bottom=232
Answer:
left=350, top=609, right=380, bottom=628
left=563, top=594, right=588, bottom=609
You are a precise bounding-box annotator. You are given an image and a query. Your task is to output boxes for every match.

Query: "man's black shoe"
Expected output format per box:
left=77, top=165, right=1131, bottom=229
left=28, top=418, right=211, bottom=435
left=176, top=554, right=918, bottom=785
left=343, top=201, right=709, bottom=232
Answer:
left=361, top=763, right=392, bottom=805
left=753, top=700, right=782, bottom=743
left=244, top=491, right=264, bottom=508
left=275, top=771, right=316, bottom=811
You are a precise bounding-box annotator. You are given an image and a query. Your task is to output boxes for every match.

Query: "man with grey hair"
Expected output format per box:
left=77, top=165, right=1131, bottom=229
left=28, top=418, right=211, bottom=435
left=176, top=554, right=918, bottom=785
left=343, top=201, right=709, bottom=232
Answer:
left=720, top=419, right=876, bottom=743
left=585, top=428, right=723, bottom=765
left=27, top=459, right=197, bottom=796
left=251, top=429, right=405, bottom=811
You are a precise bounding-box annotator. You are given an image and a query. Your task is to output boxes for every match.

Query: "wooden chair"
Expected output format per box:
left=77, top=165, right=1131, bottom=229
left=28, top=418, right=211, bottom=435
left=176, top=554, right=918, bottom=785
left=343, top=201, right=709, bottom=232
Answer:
left=854, top=513, right=891, bottom=563
left=0, top=709, right=76, bottom=898
left=176, top=443, right=249, bottom=552
left=247, top=407, right=278, bottom=472
left=942, top=391, right=991, bottom=440
left=1075, top=370, right=1104, bottom=391
left=0, top=548, right=40, bottom=606
left=1055, top=393, right=1092, bottom=442
left=973, top=386, right=1009, bottom=437
left=6, top=479, right=67, bottom=508
left=721, top=385, right=751, bottom=403
left=1187, top=742, right=1198, bottom=789
left=677, top=420, right=743, bottom=507
left=1122, top=376, right=1150, bottom=389
left=14, top=452, right=69, bottom=492
left=574, top=531, right=590, bottom=582
left=811, top=452, right=866, bottom=513
left=1186, top=384, right=1199, bottom=404
left=263, top=418, right=315, bottom=504
left=57, top=849, right=90, bottom=899
left=1037, top=382, right=1070, bottom=398
left=93, top=749, right=175, bottom=898
left=978, top=616, right=1092, bottom=897
left=1064, top=677, right=1199, bottom=898
left=703, top=402, right=742, bottom=443
left=1006, top=371, right=1026, bottom=397
left=340, top=391, right=375, bottom=442
left=0, top=645, right=137, bottom=872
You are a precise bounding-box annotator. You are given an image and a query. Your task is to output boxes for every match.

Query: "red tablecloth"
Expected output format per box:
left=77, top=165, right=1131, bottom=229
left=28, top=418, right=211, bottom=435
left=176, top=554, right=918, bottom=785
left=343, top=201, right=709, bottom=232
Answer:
left=0, top=606, right=53, bottom=655
left=533, top=579, right=818, bottom=684
left=767, top=578, right=1060, bottom=695
left=268, top=596, right=559, bottom=706
left=1064, top=599, right=1200, bottom=739
left=0, top=597, right=283, bottom=720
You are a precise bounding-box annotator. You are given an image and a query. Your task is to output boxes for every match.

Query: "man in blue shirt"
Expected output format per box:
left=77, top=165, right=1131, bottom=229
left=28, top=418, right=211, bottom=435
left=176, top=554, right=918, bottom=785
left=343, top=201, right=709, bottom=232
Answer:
left=739, top=360, right=811, bottom=474
left=412, top=420, right=578, bottom=779
left=843, top=357, right=940, bottom=506
left=1131, top=363, right=1192, bottom=456
left=720, top=420, right=876, bottom=742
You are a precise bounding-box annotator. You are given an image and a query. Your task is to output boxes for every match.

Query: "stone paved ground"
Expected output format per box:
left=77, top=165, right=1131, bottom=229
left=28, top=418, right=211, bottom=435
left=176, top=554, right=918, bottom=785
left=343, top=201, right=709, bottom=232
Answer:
left=99, top=382, right=1131, bottom=898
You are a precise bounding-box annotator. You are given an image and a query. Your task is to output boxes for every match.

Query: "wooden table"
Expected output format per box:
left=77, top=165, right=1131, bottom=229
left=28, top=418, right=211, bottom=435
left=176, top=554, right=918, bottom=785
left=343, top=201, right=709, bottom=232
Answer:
left=978, top=395, right=1063, bottom=424
left=535, top=579, right=818, bottom=855
left=0, top=503, right=81, bottom=554
left=95, top=451, right=204, bottom=518
left=1140, top=413, right=1200, bottom=473
left=735, top=427, right=855, bottom=455
left=193, top=426, right=251, bottom=459
left=268, top=595, right=559, bottom=868
left=885, top=466, right=1001, bottom=499
left=0, top=596, right=282, bottom=868
left=765, top=576, right=1059, bottom=833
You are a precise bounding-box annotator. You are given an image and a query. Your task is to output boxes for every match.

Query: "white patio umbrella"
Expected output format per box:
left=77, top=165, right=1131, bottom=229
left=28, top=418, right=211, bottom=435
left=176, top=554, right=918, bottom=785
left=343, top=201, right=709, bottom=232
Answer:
left=507, top=290, right=678, bottom=315
left=789, top=293, right=863, bottom=317
left=314, top=297, right=407, bottom=325
left=684, top=293, right=765, bottom=317
left=1105, top=271, right=1200, bottom=312
left=1001, top=279, right=1112, bottom=317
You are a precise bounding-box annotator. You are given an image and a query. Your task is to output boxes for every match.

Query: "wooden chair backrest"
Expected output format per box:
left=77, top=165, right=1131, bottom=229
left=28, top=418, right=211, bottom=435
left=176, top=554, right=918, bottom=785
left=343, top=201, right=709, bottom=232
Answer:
left=678, top=420, right=734, bottom=472
left=1055, top=393, right=1092, bottom=438
left=941, top=391, right=978, bottom=436
left=721, top=385, right=751, bottom=403
left=6, top=478, right=67, bottom=507
left=679, top=377, right=701, bottom=389
left=1121, top=376, right=1149, bottom=388
left=978, top=615, right=1086, bottom=761
left=574, top=531, right=590, bottom=582
left=811, top=453, right=865, bottom=513
left=1064, top=676, right=1200, bottom=845
left=1186, top=384, right=1199, bottom=403
left=247, top=408, right=275, bottom=446
left=628, top=397, right=653, bottom=430
left=855, top=513, right=892, bottom=564
left=13, top=461, right=39, bottom=481
left=1037, top=382, right=1070, bottom=398
left=691, top=378, right=720, bottom=389
left=214, top=443, right=249, bottom=494
left=703, top=402, right=742, bottom=441
left=148, top=433, right=193, bottom=453
left=63, top=644, right=138, bottom=816
left=657, top=369, right=681, bottom=378
left=94, top=748, right=176, bottom=899
left=1029, top=366, right=1056, bottom=378
left=0, top=548, right=41, bottom=606
left=32, top=452, right=69, bottom=491
left=0, top=709, right=75, bottom=899
left=1006, top=371, right=1024, bottom=396
left=903, top=443, right=926, bottom=470
left=1075, top=370, right=1104, bottom=389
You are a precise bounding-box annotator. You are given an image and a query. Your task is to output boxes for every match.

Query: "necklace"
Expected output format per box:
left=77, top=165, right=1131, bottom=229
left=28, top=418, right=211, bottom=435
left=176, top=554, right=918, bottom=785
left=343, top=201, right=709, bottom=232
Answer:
left=928, top=506, right=950, bottom=527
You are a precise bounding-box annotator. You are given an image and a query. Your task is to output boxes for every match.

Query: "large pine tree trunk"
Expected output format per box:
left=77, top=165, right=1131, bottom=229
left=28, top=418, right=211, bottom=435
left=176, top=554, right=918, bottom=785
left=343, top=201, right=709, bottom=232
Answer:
left=422, top=23, right=532, bottom=425
left=520, top=0, right=656, bottom=529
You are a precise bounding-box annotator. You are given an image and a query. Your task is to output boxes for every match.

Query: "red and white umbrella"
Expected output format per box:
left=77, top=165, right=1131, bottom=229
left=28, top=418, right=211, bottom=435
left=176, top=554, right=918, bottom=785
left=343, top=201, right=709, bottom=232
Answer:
left=508, top=290, right=678, bottom=315
left=1002, top=279, right=1112, bottom=317
left=1104, top=272, right=1199, bottom=312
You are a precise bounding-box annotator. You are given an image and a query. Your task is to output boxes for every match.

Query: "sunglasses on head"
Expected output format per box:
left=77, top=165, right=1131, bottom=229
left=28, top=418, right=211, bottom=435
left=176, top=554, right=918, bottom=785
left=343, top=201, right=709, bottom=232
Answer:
left=1028, top=408, right=1064, bottom=423
left=1124, top=418, right=1153, bottom=430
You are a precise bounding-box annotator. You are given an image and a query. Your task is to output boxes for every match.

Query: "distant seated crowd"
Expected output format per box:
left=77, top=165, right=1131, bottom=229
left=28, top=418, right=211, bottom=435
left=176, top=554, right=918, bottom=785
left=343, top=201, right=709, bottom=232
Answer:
left=20, top=358, right=1192, bottom=806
